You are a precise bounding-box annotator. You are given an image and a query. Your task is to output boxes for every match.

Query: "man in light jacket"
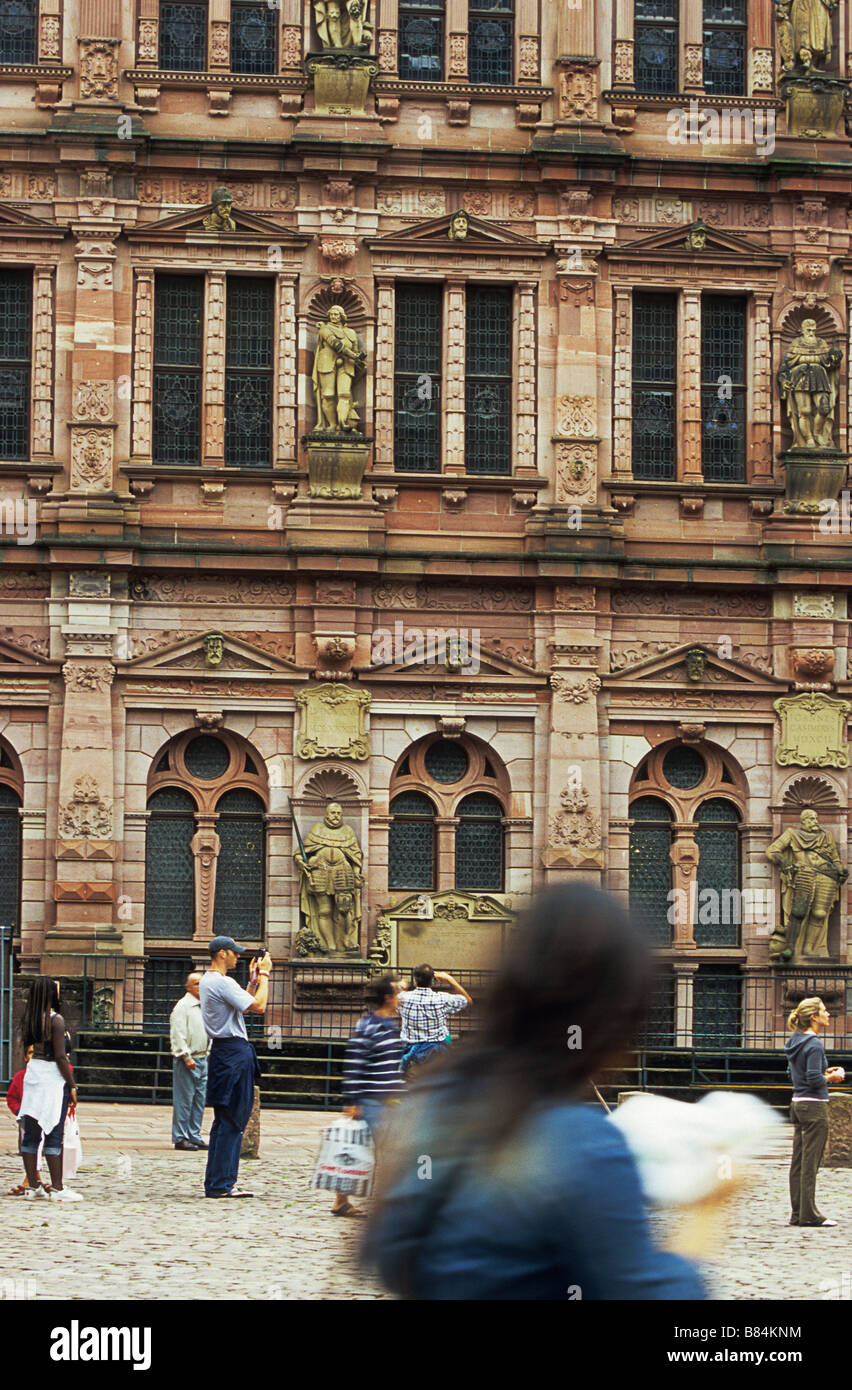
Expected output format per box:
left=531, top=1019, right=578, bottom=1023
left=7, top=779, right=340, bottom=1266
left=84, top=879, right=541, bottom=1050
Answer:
left=170, top=973, right=211, bottom=1151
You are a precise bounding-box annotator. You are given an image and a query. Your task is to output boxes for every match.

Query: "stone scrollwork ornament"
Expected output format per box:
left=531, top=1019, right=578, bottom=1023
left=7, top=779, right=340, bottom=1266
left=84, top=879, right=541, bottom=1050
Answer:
left=296, top=683, right=370, bottom=760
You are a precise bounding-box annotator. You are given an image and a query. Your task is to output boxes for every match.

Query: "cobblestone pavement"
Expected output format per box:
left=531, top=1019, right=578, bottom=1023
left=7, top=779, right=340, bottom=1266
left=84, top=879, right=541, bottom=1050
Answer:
left=2, top=1106, right=849, bottom=1300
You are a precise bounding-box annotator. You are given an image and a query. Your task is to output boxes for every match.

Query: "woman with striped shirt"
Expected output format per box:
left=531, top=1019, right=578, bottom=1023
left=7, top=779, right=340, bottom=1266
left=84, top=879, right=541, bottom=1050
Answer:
left=332, top=974, right=404, bottom=1219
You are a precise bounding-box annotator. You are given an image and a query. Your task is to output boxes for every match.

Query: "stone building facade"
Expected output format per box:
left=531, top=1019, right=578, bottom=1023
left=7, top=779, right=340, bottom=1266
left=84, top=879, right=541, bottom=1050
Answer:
left=1, top=0, right=852, bottom=1041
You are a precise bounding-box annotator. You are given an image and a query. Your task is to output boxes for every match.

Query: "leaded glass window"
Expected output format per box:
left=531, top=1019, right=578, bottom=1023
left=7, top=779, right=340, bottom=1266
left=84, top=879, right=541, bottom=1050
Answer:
left=399, top=0, right=444, bottom=80
left=424, top=740, right=469, bottom=784
left=0, top=783, right=20, bottom=932
left=637, top=969, right=676, bottom=1046
left=703, top=0, right=745, bottom=97
left=394, top=283, right=442, bottom=472
left=632, top=292, right=676, bottom=480
left=159, top=2, right=207, bottom=71
left=389, top=792, right=435, bottom=890
left=0, top=0, right=36, bottom=65
left=455, top=793, right=503, bottom=892
left=693, top=967, right=742, bottom=1047
left=635, top=0, right=678, bottom=94
left=153, top=274, right=203, bottom=465
left=695, top=798, right=740, bottom=947
left=143, top=956, right=196, bottom=1031
left=145, top=788, right=196, bottom=938
left=0, top=270, right=32, bottom=461
left=701, top=295, right=746, bottom=482
left=225, top=277, right=273, bottom=469
left=465, top=285, right=512, bottom=475
left=213, top=788, right=265, bottom=939
left=231, top=3, right=276, bottom=74
left=629, top=796, right=673, bottom=946
left=469, top=0, right=512, bottom=84
left=184, top=735, right=230, bottom=780
left=662, top=745, right=706, bottom=790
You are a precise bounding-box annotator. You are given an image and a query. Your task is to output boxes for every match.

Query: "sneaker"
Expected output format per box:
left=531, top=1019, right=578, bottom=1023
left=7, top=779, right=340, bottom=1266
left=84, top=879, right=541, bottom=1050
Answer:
left=49, top=1187, right=83, bottom=1202
left=24, top=1184, right=49, bottom=1201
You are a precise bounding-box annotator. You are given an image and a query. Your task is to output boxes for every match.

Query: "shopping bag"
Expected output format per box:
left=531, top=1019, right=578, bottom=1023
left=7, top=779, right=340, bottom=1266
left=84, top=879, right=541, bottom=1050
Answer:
left=62, top=1111, right=83, bottom=1183
left=312, top=1119, right=375, bottom=1197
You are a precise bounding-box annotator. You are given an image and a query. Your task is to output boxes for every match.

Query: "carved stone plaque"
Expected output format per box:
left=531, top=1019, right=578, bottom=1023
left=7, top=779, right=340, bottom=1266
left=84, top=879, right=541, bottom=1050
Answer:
left=296, top=683, right=370, bottom=760
left=775, top=692, right=851, bottom=769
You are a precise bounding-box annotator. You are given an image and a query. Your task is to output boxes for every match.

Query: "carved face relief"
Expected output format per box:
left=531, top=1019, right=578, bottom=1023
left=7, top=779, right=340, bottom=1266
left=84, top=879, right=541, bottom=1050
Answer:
left=685, top=648, right=706, bottom=682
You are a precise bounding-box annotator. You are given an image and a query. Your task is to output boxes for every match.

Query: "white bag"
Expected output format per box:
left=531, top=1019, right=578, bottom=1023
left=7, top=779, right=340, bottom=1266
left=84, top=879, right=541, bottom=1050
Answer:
left=312, top=1119, right=375, bottom=1197
left=62, top=1111, right=83, bottom=1183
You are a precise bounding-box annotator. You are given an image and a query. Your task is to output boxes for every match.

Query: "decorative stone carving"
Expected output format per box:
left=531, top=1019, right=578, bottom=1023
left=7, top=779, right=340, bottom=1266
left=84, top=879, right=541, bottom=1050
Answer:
left=31, top=269, right=54, bottom=458
left=39, top=13, right=61, bottom=58
left=314, top=634, right=356, bottom=676
left=793, top=592, right=835, bottom=618
left=70, top=429, right=113, bottom=490
left=684, top=44, right=702, bottom=86
left=775, top=692, right=851, bottom=768
left=612, top=589, right=770, bottom=616
left=372, top=581, right=532, bottom=612
left=296, top=683, right=370, bottom=760
left=377, top=189, right=403, bottom=215
left=378, top=29, right=396, bottom=71
left=613, top=197, right=639, bottom=223
left=69, top=571, right=110, bottom=598
left=79, top=40, right=119, bottom=100
left=27, top=174, right=56, bottom=200
left=310, top=304, right=366, bottom=434
left=374, top=281, right=394, bottom=465
left=554, top=584, right=595, bottom=612
left=131, top=574, right=296, bottom=605
left=418, top=188, right=445, bottom=215
left=58, top=775, right=112, bottom=839
left=295, top=801, right=363, bottom=955
left=319, top=237, right=358, bottom=265
left=655, top=197, right=685, bottom=225
left=547, top=783, right=602, bottom=867
left=613, top=40, right=633, bottom=86
left=73, top=381, right=112, bottom=422
left=744, top=202, right=772, bottom=227
left=550, top=674, right=601, bottom=703
left=518, top=35, right=539, bottom=80
left=559, top=63, right=597, bottom=120
left=202, top=188, right=236, bottom=234
left=137, top=19, right=158, bottom=62
left=781, top=775, right=840, bottom=810
left=448, top=32, right=467, bottom=77
left=792, top=648, right=835, bottom=684
left=203, top=634, right=224, bottom=667
left=210, top=21, right=229, bottom=65
left=752, top=47, right=774, bottom=90
left=279, top=23, right=301, bottom=66
left=63, top=661, right=115, bottom=691
left=555, top=442, right=596, bottom=503
left=191, top=824, right=220, bottom=936
left=557, top=396, right=596, bottom=439
left=77, top=263, right=112, bottom=290
left=766, top=810, right=847, bottom=962
left=313, top=0, right=372, bottom=50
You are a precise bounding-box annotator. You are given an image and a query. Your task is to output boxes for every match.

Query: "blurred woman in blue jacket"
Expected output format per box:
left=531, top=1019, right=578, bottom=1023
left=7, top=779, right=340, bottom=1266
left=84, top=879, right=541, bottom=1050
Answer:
left=362, top=883, right=706, bottom=1300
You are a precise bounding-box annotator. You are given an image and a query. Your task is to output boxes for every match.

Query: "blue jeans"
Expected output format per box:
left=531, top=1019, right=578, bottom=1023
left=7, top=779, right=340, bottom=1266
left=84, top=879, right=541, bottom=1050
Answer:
left=204, top=1108, right=244, bottom=1196
left=172, top=1057, right=208, bottom=1145
left=360, top=1096, right=386, bottom=1141
left=21, top=1084, right=71, bottom=1157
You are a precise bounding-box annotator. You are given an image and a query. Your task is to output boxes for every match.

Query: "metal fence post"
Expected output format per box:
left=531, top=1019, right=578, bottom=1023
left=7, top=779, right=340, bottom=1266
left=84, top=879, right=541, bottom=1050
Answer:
left=0, top=926, right=13, bottom=1087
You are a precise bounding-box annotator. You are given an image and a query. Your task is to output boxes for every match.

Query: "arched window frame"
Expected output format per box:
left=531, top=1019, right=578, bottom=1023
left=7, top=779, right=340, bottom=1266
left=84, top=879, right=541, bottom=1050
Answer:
left=388, top=789, right=437, bottom=891
left=0, top=738, right=23, bottom=936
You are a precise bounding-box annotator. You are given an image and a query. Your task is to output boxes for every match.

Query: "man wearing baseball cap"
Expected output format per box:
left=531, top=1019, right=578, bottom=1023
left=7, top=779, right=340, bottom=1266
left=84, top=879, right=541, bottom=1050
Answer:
left=199, top=936, right=271, bottom=1198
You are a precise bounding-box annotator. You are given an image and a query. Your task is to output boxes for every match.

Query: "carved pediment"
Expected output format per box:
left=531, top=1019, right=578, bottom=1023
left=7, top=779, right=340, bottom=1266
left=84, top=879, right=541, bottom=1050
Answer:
left=369, top=641, right=543, bottom=681
left=125, top=631, right=302, bottom=674
left=129, top=203, right=310, bottom=245
left=385, top=889, right=514, bottom=922
left=0, top=202, right=65, bottom=239
left=607, top=219, right=785, bottom=267
left=606, top=642, right=786, bottom=687
left=366, top=211, right=548, bottom=257
left=0, top=633, right=52, bottom=666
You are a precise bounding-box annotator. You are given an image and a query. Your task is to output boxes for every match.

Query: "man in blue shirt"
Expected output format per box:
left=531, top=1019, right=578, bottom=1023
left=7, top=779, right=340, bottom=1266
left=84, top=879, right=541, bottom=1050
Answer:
left=199, top=936, right=270, bottom=1198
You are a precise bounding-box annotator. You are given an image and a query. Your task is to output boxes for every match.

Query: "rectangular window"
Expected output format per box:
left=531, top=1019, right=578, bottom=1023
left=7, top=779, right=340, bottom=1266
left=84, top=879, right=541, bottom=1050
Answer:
left=231, top=2, right=276, bottom=74
left=398, top=0, right=444, bottom=80
left=703, top=0, right=746, bottom=96
left=631, top=291, right=676, bottom=479
left=634, top=0, right=678, bottom=95
left=225, top=277, right=273, bottom=469
left=465, top=285, right=512, bottom=475
left=153, top=274, right=203, bottom=465
left=0, top=270, right=32, bottom=460
left=469, top=0, right=513, bottom=85
left=159, top=2, right=208, bottom=71
left=0, top=0, right=36, bottom=64
left=394, top=283, right=442, bottom=472
left=701, top=295, right=746, bottom=482
left=693, top=968, right=742, bottom=1048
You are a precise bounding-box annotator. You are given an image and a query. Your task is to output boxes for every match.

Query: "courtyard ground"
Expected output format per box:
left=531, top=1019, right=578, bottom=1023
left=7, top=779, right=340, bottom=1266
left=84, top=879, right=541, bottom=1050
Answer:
left=0, top=1103, right=847, bottom=1301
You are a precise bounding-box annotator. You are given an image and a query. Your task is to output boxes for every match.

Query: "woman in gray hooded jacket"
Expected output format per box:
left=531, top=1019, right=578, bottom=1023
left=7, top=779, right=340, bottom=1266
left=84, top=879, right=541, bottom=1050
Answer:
left=785, top=996, right=845, bottom=1227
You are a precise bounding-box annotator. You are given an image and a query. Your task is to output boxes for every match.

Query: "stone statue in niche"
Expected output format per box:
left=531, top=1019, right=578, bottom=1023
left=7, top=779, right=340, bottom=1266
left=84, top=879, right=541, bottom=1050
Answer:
left=202, top=188, right=236, bottom=233
left=313, top=0, right=372, bottom=51
left=777, top=319, right=842, bottom=448
left=311, top=305, right=367, bottom=434
left=777, top=0, right=837, bottom=74
left=296, top=801, right=363, bottom=954
left=766, top=809, right=847, bottom=961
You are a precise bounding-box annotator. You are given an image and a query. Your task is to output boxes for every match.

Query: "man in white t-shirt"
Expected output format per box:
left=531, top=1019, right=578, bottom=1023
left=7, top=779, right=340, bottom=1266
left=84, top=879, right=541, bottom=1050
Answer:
left=199, top=935, right=271, bottom=1198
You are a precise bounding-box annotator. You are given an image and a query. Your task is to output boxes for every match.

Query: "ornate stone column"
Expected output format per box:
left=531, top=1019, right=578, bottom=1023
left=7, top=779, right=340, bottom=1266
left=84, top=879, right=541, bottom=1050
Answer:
left=191, top=814, right=221, bottom=940
left=31, top=267, right=55, bottom=461
left=542, top=641, right=604, bottom=884
left=275, top=274, right=298, bottom=468
left=374, top=279, right=395, bottom=467
left=751, top=293, right=773, bottom=482
left=203, top=272, right=226, bottom=466
left=69, top=227, right=119, bottom=493
left=673, top=960, right=699, bottom=1046
left=444, top=280, right=466, bottom=476
left=670, top=823, right=698, bottom=949
left=680, top=290, right=702, bottom=485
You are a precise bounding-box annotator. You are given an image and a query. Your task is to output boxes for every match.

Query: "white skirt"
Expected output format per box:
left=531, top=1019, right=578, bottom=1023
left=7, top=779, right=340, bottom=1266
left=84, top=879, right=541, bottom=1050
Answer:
left=18, top=1058, right=66, bottom=1137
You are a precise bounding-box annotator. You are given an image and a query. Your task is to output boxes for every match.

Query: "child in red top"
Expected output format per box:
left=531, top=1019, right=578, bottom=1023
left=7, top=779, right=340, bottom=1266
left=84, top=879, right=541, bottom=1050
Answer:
left=5, top=1047, right=46, bottom=1195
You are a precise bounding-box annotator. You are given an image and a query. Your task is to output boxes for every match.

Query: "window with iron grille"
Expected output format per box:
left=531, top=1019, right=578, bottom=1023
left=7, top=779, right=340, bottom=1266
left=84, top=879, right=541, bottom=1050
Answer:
left=153, top=274, right=203, bottom=465
left=694, top=798, right=740, bottom=947
left=231, top=3, right=276, bottom=74
left=0, top=0, right=36, bottom=65
left=629, top=796, right=673, bottom=946
left=0, top=270, right=32, bottom=461
left=159, top=2, right=208, bottom=70
left=455, top=793, right=503, bottom=892
left=703, top=0, right=746, bottom=96
left=469, top=0, right=513, bottom=84
left=424, top=740, right=469, bottom=784
left=634, top=0, right=678, bottom=94
left=145, top=788, right=196, bottom=938
left=632, top=291, right=676, bottom=480
left=662, top=745, right=706, bottom=790
left=184, top=735, right=230, bottom=780
left=398, top=0, right=444, bottom=79
left=394, top=283, right=442, bottom=472
left=143, top=956, right=197, bottom=1031
left=0, top=784, right=20, bottom=933
left=213, top=789, right=265, bottom=939
left=389, top=792, right=435, bottom=890
left=701, top=294, right=746, bottom=482
left=465, top=285, right=512, bottom=475
left=637, top=969, right=676, bottom=1047
left=225, top=278, right=273, bottom=469
left=693, top=966, right=742, bottom=1047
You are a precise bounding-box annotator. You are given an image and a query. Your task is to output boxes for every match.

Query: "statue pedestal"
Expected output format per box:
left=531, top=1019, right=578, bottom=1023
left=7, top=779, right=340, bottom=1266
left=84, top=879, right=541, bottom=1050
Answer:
left=290, top=958, right=373, bottom=1023
left=286, top=497, right=386, bottom=551
left=307, top=53, right=378, bottom=115
left=304, top=434, right=372, bottom=499
left=781, top=448, right=847, bottom=514
left=781, top=75, right=850, bottom=139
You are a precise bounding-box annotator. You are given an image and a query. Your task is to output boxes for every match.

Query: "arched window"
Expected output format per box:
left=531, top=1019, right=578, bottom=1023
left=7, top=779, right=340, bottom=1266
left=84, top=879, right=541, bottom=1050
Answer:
left=629, top=796, right=673, bottom=946
left=0, top=782, right=21, bottom=933
left=456, top=793, right=503, bottom=892
left=694, top=798, right=741, bottom=947
left=213, top=788, right=266, bottom=939
left=389, top=791, right=435, bottom=890
left=144, top=788, right=196, bottom=939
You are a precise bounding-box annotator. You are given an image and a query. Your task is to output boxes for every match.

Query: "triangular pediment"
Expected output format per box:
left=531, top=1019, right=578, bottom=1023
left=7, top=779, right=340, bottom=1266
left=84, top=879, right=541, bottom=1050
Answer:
left=0, top=203, right=65, bottom=239
left=607, top=219, right=785, bottom=265
left=606, top=642, right=785, bottom=687
left=0, top=633, right=53, bottom=666
left=125, top=631, right=303, bottom=674
left=385, top=889, right=514, bottom=922
left=129, top=202, right=310, bottom=244
left=367, top=211, right=548, bottom=257
left=368, top=641, right=543, bottom=681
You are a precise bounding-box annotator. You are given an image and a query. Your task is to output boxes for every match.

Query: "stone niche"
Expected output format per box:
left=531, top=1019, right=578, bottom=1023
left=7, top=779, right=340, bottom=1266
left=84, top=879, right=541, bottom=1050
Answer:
left=380, top=890, right=515, bottom=972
